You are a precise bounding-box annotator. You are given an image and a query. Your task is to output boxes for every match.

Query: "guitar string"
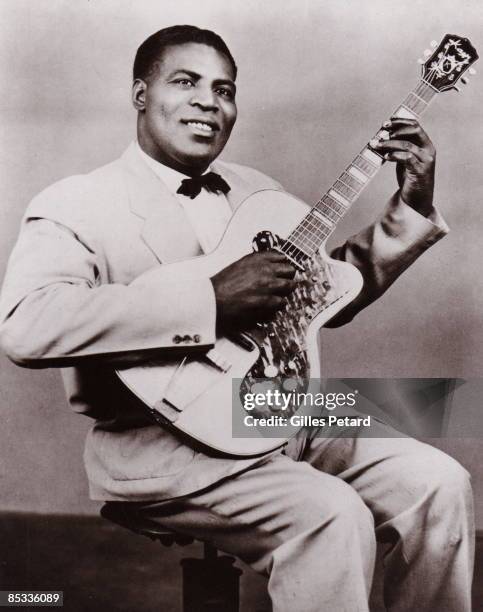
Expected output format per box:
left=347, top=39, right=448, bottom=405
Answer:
left=282, top=47, right=475, bottom=258
left=289, top=37, right=477, bottom=258
left=281, top=72, right=443, bottom=260
left=288, top=78, right=436, bottom=251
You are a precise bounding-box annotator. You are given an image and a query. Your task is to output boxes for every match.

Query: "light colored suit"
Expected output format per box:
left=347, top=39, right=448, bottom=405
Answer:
left=0, top=143, right=448, bottom=501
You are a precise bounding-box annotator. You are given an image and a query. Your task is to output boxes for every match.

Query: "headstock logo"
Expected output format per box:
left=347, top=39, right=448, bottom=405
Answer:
left=430, top=38, right=471, bottom=81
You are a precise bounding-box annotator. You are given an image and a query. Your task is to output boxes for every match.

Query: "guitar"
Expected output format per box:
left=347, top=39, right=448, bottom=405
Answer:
left=116, top=34, right=478, bottom=456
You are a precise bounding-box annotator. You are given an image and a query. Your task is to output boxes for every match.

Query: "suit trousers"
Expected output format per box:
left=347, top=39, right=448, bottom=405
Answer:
left=133, top=416, right=474, bottom=612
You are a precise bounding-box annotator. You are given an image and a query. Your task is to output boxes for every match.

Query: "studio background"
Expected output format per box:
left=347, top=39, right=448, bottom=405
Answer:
left=0, top=0, right=482, bottom=527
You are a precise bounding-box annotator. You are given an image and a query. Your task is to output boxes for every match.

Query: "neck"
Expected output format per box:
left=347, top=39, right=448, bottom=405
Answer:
left=278, top=78, right=438, bottom=268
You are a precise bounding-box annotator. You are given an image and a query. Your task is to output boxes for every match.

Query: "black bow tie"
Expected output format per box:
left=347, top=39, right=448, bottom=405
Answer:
left=177, top=172, right=231, bottom=200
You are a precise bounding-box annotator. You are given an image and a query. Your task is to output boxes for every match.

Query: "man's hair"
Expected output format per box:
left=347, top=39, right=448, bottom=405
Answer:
left=133, top=25, right=237, bottom=82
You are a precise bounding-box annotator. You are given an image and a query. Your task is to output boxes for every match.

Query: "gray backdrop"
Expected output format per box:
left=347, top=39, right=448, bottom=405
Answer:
left=1, top=0, right=482, bottom=525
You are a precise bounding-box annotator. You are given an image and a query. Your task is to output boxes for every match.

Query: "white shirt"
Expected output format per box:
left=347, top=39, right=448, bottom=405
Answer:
left=136, top=142, right=233, bottom=254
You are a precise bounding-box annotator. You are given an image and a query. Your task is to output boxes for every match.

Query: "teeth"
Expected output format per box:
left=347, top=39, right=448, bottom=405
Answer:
left=187, top=121, right=213, bottom=132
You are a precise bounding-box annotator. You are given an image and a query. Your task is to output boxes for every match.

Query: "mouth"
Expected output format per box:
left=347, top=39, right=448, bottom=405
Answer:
left=182, top=119, right=219, bottom=136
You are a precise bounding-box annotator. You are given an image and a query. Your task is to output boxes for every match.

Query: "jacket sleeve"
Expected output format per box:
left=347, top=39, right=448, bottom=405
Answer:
left=0, top=213, right=217, bottom=368
left=326, top=191, right=449, bottom=327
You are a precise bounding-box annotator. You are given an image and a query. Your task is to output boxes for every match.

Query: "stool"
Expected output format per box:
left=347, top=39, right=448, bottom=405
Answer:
left=101, top=502, right=242, bottom=612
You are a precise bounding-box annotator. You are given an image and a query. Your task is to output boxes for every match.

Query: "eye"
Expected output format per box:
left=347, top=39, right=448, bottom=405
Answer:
left=174, top=78, right=195, bottom=89
left=215, top=87, right=235, bottom=100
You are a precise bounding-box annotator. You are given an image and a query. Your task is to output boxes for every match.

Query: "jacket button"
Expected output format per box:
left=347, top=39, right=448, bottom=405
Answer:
left=193, top=334, right=201, bottom=343
left=173, top=335, right=182, bottom=344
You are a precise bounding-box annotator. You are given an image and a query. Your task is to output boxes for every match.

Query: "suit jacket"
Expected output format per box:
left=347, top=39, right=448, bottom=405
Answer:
left=0, top=143, right=448, bottom=501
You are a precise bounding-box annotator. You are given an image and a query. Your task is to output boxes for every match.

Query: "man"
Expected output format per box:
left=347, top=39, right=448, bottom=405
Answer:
left=0, top=25, right=473, bottom=612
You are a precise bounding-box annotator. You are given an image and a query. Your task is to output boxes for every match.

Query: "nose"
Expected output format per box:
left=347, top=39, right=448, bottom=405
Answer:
left=189, top=86, right=219, bottom=112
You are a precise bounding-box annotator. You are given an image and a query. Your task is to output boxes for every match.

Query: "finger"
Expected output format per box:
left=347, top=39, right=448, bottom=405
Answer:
left=384, top=118, right=434, bottom=147
left=271, top=277, right=297, bottom=296
left=386, top=117, right=419, bottom=127
left=274, top=263, right=297, bottom=279
left=265, top=295, right=285, bottom=310
left=263, top=250, right=290, bottom=263
left=249, top=251, right=285, bottom=265
left=370, top=139, right=430, bottom=163
left=382, top=150, right=423, bottom=167
left=388, top=126, right=432, bottom=148
left=254, top=296, right=285, bottom=320
left=386, top=125, right=433, bottom=151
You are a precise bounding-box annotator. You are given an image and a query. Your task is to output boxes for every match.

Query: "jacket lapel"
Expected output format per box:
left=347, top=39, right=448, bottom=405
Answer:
left=120, top=143, right=202, bottom=264
left=119, top=144, right=263, bottom=263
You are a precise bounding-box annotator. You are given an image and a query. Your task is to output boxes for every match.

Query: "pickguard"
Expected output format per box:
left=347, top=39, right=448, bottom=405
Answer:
left=240, top=232, right=349, bottom=418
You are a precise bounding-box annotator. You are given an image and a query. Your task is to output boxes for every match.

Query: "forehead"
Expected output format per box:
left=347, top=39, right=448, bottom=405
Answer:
left=156, top=43, right=235, bottom=82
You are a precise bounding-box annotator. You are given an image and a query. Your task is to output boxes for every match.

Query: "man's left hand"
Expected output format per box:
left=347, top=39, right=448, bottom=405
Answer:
left=370, top=118, right=435, bottom=217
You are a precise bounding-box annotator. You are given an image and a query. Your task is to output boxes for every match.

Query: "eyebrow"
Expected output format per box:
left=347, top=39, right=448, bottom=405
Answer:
left=168, top=69, right=236, bottom=92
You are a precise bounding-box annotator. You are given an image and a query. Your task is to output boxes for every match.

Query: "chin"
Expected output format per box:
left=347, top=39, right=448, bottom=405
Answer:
left=178, top=149, right=218, bottom=173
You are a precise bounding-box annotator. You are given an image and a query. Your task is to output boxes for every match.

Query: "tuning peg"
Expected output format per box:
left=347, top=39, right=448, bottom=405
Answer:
left=423, top=49, right=432, bottom=57
left=417, top=58, right=425, bottom=64
left=461, top=77, right=469, bottom=85
left=453, top=85, right=461, bottom=92
left=430, top=40, right=438, bottom=48
left=469, top=68, right=477, bottom=75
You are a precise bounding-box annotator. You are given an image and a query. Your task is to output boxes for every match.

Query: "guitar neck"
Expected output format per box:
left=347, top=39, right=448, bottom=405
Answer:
left=283, top=79, right=438, bottom=263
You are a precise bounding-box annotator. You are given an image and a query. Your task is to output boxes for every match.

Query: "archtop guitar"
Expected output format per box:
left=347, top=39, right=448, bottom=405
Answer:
left=116, top=35, right=478, bottom=456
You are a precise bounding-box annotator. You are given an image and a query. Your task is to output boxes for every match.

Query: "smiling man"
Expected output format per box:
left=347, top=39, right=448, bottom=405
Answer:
left=0, top=25, right=473, bottom=612
left=134, top=39, right=238, bottom=174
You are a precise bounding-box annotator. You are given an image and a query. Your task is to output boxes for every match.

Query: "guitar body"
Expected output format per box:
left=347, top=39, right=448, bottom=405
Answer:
left=117, top=189, right=363, bottom=456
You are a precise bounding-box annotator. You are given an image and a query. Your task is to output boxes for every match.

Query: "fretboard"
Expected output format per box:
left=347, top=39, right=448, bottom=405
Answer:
left=280, top=79, right=438, bottom=265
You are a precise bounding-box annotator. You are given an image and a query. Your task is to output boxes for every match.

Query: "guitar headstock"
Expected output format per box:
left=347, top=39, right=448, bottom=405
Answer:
left=420, top=34, right=478, bottom=92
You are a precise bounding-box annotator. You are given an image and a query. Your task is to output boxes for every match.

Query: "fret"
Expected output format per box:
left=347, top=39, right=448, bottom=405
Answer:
left=347, top=165, right=369, bottom=184
left=304, top=211, right=332, bottom=230
left=291, top=231, right=320, bottom=252
left=415, top=80, right=438, bottom=103
left=407, top=90, right=427, bottom=105
left=394, top=80, right=438, bottom=121
left=393, top=105, right=418, bottom=120
left=353, top=153, right=379, bottom=177
left=311, top=208, right=326, bottom=222
left=340, top=170, right=365, bottom=192
left=293, top=232, right=329, bottom=253
left=315, top=199, right=343, bottom=222
left=282, top=241, right=310, bottom=260
left=291, top=224, right=317, bottom=245
left=295, top=216, right=330, bottom=241
left=334, top=179, right=358, bottom=202
left=292, top=217, right=321, bottom=239
left=290, top=217, right=331, bottom=252
left=361, top=147, right=384, bottom=166
left=401, top=91, right=427, bottom=116
left=320, top=194, right=347, bottom=216
left=307, top=211, right=334, bottom=231
left=329, top=188, right=350, bottom=207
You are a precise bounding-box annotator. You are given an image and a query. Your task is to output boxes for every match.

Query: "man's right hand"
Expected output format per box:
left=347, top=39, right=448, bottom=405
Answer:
left=211, top=251, right=297, bottom=330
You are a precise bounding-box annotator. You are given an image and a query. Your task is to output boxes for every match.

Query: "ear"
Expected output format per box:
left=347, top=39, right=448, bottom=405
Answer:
left=132, top=79, right=147, bottom=111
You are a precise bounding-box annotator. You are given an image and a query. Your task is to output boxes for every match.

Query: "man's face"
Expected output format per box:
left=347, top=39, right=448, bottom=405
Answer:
left=136, top=42, right=237, bottom=175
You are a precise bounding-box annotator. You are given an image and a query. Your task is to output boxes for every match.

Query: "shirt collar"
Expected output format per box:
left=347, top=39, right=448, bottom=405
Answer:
left=135, top=141, right=214, bottom=196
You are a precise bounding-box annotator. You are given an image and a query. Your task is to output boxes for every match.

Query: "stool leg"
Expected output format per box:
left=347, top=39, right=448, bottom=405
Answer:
left=181, top=546, right=242, bottom=612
